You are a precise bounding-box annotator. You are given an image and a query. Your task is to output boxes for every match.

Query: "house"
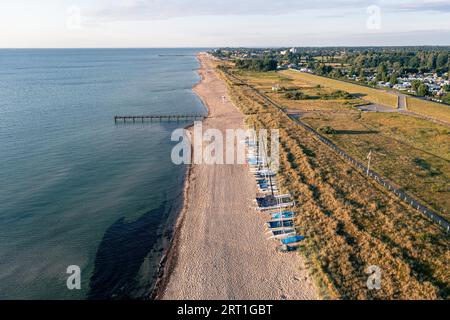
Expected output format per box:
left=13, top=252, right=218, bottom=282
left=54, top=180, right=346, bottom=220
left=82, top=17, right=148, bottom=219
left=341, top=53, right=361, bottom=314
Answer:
left=377, top=81, right=392, bottom=88
left=426, top=83, right=441, bottom=92
left=300, top=68, right=313, bottom=73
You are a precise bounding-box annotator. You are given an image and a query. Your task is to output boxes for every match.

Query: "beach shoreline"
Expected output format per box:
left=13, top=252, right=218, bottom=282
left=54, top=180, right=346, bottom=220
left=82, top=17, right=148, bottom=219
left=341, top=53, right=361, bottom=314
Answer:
left=152, top=52, right=318, bottom=300
left=150, top=54, right=209, bottom=300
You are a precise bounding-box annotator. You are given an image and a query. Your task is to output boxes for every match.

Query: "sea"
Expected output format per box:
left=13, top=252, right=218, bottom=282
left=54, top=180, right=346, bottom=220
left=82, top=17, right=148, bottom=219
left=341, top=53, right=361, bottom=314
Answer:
left=0, top=48, right=207, bottom=299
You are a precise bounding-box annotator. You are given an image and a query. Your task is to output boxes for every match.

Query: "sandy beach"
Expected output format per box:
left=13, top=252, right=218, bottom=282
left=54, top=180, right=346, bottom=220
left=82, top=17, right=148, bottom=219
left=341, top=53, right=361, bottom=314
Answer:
left=156, top=53, right=318, bottom=300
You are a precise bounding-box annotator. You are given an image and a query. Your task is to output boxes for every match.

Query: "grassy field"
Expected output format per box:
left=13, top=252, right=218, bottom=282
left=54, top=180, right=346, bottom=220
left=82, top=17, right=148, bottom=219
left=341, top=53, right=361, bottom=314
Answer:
left=281, top=70, right=399, bottom=108
left=218, top=66, right=450, bottom=300
left=302, top=112, right=450, bottom=216
left=237, top=70, right=367, bottom=112
left=233, top=68, right=450, bottom=217
left=406, top=97, right=450, bottom=123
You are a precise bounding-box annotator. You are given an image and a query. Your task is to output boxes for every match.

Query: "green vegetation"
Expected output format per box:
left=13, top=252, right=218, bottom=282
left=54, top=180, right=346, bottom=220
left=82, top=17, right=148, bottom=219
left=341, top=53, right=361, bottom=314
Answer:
left=284, top=90, right=308, bottom=100
left=281, top=70, right=399, bottom=107
left=327, top=90, right=353, bottom=99
left=443, top=94, right=450, bottom=104
left=417, top=83, right=429, bottom=97
left=217, top=64, right=450, bottom=300
left=233, top=67, right=450, bottom=215
left=212, top=47, right=450, bottom=103
left=235, top=57, right=278, bottom=72
left=283, top=89, right=352, bottom=101
left=318, top=126, right=337, bottom=135
left=342, top=49, right=449, bottom=75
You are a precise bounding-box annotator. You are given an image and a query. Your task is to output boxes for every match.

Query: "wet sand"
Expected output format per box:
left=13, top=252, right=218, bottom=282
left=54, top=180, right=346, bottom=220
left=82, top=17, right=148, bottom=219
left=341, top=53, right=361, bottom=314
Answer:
left=156, top=53, right=318, bottom=300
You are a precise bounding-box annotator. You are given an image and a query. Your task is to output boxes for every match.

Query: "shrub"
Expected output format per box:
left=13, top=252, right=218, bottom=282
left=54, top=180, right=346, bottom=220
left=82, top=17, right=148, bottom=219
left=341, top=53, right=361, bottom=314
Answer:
left=442, top=93, right=450, bottom=104
left=284, top=90, right=309, bottom=100
left=328, top=90, right=353, bottom=99
left=319, top=126, right=337, bottom=134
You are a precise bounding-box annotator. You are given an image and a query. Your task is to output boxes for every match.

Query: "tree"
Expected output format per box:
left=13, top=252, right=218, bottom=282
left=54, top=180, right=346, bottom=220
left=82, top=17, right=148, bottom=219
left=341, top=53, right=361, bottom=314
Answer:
left=417, top=84, right=429, bottom=97
left=316, top=64, right=332, bottom=75
left=409, top=56, right=420, bottom=69
left=427, top=53, right=436, bottom=70
left=411, top=80, right=422, bottom=93
left=436, top=52, right=448, bottom=69
left=235, top=57, right=277, bottom=72
left=331, top=69, right=343, bottom=78
left=389, top=74, right=398, bottom=86
left=359, top=68, right=365, bottom=80
left=376, top=63, right=387, bottom=82
left=442, top=94, right=450, bottom=104
left=262, top=57, right=278, bottom=71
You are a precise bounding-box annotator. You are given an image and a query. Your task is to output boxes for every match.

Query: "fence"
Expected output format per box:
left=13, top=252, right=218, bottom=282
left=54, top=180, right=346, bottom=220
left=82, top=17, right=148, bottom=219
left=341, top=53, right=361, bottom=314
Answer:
left=223, top=69, right=450, bottom=232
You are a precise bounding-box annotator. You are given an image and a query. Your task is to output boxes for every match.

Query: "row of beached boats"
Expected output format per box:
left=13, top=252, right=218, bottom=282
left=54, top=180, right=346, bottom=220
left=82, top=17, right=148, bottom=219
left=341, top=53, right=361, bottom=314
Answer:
left=243, top=137, right=305, bottom=253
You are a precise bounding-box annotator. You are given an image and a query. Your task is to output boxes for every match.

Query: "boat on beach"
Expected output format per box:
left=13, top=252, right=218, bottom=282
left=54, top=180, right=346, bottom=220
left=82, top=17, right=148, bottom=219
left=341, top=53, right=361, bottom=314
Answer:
left=281, top=235, right=305, bottom=245
left=267, top=228, right=297, bottom=239
left=245, top=134, right=304, bottom=252
left=271, top=211, right=295, bottom=220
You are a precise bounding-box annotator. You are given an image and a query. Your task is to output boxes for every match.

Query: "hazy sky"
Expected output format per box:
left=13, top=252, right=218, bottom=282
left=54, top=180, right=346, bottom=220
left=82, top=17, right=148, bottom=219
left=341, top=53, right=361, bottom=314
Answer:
left=1, top=0, right=450, bottom=48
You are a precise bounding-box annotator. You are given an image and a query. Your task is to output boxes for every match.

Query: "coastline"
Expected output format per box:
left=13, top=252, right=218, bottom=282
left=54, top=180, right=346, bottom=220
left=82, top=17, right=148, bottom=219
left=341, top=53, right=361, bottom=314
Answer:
left=150, top=161, right=193, bottom=300
left=150, top=54, right=209, bottom=299
left=153, top=52, right=318, bottom=300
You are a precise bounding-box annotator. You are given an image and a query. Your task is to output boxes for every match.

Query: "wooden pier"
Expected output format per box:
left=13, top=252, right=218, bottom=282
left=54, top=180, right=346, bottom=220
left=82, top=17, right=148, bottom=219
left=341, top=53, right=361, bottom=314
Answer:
left=114, top=114, right=205, bottom=123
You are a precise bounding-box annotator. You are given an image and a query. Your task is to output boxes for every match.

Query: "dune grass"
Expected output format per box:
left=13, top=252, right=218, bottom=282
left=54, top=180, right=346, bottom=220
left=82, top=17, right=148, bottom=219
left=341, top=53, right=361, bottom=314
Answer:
left=217, top=65, right=450, bottom=300
left=406, top=97, right=450, bottom=123
left=233, top=68, right=450, bottom=217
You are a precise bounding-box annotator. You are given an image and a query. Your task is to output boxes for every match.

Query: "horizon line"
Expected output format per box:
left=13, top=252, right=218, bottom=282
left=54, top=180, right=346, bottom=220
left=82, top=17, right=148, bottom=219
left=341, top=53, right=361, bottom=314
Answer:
left=1, top=45, right=450, bottom=50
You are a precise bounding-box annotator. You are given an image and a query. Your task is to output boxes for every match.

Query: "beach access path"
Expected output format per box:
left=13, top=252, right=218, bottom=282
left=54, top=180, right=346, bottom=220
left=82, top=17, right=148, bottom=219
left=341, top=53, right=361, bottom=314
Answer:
left=159, top=53, right=318, bottom=300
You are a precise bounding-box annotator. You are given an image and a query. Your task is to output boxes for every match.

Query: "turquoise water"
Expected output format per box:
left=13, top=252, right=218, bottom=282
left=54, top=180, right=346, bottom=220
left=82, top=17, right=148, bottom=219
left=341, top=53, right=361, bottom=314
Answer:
left=0, top=49, right=206, bottom=299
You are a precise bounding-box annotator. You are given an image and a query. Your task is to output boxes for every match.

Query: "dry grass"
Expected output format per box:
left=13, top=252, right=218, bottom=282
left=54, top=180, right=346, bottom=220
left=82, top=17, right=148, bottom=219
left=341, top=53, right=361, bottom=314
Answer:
left=406, top=97, right=450, bottom=124
left=271, top=97, right=360, bottom=112
left=217, top=66, right=450, bottom=300
left=280, top=70, right=399, bottom=108
left=302, top=112, right=450, bottom=218
left=237, top=70, right=366, bottom=112
left=233, top=68, right=450, bottom=218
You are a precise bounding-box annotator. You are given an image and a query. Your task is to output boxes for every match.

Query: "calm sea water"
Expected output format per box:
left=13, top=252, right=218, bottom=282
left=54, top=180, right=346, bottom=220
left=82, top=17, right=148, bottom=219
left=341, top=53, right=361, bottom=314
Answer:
left=0, top=49, right=206, bottom=299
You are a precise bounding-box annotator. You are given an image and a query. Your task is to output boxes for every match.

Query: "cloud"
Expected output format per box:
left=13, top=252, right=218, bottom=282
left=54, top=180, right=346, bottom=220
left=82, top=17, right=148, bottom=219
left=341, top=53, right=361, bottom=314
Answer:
left=91, top=0, right=374, bottom=21
left=393, top=0, right=450, bottom=12
left=267, top=28, right=450, bottom=46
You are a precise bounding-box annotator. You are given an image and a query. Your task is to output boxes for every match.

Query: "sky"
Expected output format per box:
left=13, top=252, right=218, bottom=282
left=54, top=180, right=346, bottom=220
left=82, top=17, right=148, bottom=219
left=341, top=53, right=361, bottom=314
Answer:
left=0, top=0, right=449, bottom=48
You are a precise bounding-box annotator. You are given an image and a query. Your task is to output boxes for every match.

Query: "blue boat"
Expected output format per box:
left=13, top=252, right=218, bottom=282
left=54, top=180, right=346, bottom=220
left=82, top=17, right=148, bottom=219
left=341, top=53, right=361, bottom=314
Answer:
left=266, top=219, right=294, bottom=229
left=247, top=158, right=265, bottom=166
left=281, top=235, right=305, bottom=245
left=271, top=211, right=295, bottom=220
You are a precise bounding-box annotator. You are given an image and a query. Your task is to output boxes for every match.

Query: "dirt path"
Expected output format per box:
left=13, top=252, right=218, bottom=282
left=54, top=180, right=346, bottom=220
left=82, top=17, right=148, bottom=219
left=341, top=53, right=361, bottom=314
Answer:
left=159, top=53, right=318, bottom=300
